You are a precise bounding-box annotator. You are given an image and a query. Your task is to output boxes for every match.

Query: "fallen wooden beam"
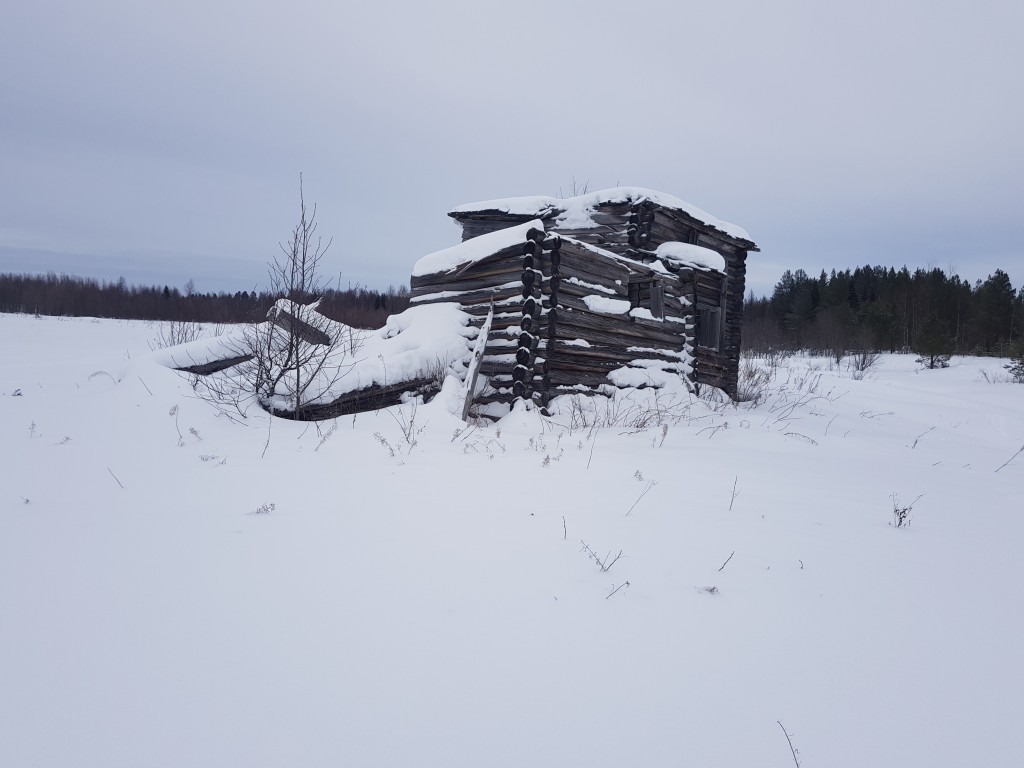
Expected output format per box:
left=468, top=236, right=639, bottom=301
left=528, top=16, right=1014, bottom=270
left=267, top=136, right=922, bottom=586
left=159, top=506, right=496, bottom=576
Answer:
left=175, top=354, right=254, bottom=376
left=266, top=305, right=332, bottom=346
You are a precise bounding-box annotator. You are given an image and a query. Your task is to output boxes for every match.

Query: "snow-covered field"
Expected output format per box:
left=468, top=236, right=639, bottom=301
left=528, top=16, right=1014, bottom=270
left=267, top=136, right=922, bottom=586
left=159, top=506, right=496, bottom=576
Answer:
left=1, top=313, right=1022, bottom=768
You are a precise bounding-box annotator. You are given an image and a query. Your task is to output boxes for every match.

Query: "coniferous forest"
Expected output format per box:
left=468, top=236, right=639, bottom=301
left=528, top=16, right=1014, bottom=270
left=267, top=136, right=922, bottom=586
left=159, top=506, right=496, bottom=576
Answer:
left=3, top=266, right=1023, bottom=360
left=0, top=272, right=410, bottom=330
left=744, top=266, right=1023, bottom=358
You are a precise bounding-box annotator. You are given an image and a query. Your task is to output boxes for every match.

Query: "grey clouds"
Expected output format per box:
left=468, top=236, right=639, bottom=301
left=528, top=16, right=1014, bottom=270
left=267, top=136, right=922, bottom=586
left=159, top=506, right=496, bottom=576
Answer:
left=2, top=0, right=1021, bottom=297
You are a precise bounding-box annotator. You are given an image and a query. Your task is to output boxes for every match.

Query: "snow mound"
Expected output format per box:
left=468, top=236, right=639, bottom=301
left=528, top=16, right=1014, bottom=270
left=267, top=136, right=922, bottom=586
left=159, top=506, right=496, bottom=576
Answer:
left=654, top=242, right=726, bottom=272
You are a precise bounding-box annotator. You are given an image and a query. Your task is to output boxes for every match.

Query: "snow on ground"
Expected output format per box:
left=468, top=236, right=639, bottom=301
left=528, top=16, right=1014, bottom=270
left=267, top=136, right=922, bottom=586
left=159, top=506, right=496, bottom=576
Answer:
left=1, top=313, right=1022, bottom=768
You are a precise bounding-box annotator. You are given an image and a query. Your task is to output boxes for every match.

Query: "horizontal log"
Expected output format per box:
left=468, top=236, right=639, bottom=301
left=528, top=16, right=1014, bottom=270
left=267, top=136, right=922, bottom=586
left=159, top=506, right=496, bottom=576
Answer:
left=410, top=244, right=528, bottom=289
left=549, top=340, right=685, bottom=366
left=411, top=271, right=525, bottom=296
left=410, top=285, right=524, bottom=309
left=547, top=319, right=682, bottom=351
left=547, top=370, right=615, bottom=388
left=175, top=353, right=254, bottom=376
left=290, top=377, right=439, bottom=421
left=555, top=306, right=687, bottom=347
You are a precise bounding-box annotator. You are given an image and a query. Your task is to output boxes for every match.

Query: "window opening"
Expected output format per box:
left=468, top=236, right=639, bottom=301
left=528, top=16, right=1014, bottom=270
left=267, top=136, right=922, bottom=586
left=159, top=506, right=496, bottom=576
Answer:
left=629, top=279, right=665, bottom=319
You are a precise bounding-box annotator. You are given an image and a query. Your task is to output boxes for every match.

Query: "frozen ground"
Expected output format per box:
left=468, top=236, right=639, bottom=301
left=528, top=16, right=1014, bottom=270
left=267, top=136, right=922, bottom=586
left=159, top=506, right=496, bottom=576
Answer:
left=1, top=313, right=1022, bottom=767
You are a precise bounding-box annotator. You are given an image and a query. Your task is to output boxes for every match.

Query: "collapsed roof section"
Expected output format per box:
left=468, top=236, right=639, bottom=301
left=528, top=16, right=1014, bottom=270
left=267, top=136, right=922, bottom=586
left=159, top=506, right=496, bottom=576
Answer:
left=449, top=186, right=758, bottom=251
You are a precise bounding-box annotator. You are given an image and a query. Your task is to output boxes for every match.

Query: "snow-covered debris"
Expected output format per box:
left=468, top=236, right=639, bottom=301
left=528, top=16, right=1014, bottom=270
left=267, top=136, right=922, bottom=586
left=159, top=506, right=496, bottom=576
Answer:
left=151, top=302, right=476, bottom=409
left=357, top=302, right=476, bottom=390
left=148, top=326, right=250, bottom=373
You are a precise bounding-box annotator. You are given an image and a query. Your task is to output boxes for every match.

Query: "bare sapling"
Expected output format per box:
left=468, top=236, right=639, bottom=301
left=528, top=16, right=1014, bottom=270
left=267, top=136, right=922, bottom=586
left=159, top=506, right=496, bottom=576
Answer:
left=239, top=174, right=359, bottom=419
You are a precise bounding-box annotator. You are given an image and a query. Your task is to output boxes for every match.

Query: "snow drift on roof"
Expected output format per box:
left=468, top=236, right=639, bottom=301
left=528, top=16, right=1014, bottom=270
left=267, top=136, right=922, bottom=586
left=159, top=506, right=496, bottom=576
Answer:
left=654, top=242, right=726, bottom=273
left=450, top=187, right=752, bottom=242
left=412, top=219, right=543, bottom=277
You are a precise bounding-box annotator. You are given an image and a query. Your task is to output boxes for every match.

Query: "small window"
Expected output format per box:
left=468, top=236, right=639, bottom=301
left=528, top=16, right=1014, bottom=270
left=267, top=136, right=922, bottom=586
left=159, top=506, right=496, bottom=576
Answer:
left=697, top=306, right=722, bottom=350
left=629, top=280, right=665, bottom=319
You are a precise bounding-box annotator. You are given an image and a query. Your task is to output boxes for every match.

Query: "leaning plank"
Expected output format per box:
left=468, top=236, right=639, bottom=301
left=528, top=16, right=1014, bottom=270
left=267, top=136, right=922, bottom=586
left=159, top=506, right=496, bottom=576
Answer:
left=266, top=305, right=331, bottom=346
left=462, top=301, right=494, bottom=420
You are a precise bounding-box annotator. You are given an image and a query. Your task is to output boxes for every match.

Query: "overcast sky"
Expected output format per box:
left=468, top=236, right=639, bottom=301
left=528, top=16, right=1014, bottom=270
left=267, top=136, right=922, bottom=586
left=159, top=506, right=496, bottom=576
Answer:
left=2, top=0, right=1021, bottom=298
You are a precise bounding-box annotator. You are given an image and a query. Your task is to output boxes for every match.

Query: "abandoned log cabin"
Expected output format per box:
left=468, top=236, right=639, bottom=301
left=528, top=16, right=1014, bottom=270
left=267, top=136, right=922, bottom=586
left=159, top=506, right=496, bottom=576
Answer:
left=410, top=187, right=759, bottom=411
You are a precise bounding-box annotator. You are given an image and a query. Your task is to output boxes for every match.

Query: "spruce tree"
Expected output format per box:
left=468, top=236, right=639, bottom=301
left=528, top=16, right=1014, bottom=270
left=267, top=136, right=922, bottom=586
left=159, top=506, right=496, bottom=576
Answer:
left=914, top=315, right=954, bottom=369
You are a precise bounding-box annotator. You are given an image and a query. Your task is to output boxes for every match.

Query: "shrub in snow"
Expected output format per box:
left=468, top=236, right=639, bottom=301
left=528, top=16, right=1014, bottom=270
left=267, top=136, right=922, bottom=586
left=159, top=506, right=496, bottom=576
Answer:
left=890, top=494, right=921, bottom=528
left=150, top=320, right=204, bottom=350
left=848, top=349, right=880, bottom=379
left=735, top=355, right=773, bottom=404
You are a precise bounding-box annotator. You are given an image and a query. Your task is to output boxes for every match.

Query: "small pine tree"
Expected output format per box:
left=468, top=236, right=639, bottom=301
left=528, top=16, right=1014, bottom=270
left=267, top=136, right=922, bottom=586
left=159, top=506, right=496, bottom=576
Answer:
left=913, top=315, right=954, bottom=369
left=1006, top=354, right=1024, bottom=383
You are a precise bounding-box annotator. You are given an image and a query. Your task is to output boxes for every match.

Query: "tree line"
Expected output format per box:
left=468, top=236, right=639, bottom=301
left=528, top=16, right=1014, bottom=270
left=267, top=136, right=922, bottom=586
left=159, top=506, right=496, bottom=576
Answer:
left=5, top=264, right=1022, bottom=360
left=0, top=272, right=411, bottom=329
left=744, top=265, right=1023, bottom=357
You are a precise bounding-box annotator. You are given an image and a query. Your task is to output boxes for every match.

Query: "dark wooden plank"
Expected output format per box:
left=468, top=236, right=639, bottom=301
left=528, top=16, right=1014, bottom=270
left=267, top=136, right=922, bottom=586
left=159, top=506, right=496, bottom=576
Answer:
left=175, top=353, right=254, bottom=376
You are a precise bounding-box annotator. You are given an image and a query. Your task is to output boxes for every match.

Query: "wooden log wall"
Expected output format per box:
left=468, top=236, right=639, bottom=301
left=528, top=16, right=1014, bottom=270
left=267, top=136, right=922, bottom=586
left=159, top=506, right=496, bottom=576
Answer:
left=544, top=239, right=691, bottom=397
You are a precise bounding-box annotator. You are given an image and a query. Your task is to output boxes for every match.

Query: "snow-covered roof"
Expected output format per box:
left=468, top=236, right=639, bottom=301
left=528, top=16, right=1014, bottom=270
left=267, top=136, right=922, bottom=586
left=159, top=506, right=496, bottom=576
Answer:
left=412, top=219, right=544, bottom=277
left=654, top=242, right=726, bottom=273
left=450, top=186, right=753, bottom=243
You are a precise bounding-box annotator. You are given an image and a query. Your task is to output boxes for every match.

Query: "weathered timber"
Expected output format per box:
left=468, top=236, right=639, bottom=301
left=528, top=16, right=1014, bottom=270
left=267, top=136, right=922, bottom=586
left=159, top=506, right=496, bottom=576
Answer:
left=550, top=322, right=684, bottom=352
left=555, top=307, right=687, bottom=347
left=557, top=242, right=633, bottom=280
left=266, top=305, right=332, bottom=346
left=548, top=341, right=684, bottom=366
left=462, top=301, right=494, bottom=420
left=410, top=244, right=527, bottom=290
left=410, top=272, right=525, bottom=298
left=289, top=378, right=439, bottom=421
left=175, top=353, right=254, bottom=376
